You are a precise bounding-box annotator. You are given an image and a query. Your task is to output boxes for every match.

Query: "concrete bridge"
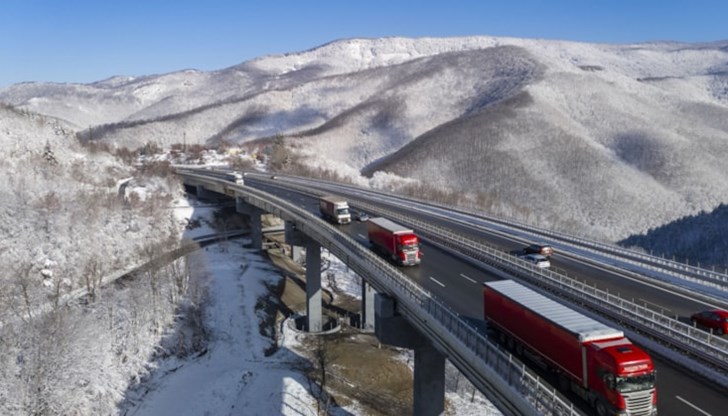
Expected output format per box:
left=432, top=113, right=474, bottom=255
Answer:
left=179, top=168, right=581, bottom=416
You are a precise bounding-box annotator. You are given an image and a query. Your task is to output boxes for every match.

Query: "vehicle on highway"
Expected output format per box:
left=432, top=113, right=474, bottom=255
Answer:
left=690, top=309, right=728, bottom=335
left=227, top=171, right=244, bottom=185
left=523, top=243, right=554, bottom=257
left=319, top=196, right=351, bottom=225
left=367, top=217, right=421, bottom=266
left=520, top=253, right=550, bottom=268
left=354, top=211, right=370, bottom=222
left=484, top=280, right=657, bottom=416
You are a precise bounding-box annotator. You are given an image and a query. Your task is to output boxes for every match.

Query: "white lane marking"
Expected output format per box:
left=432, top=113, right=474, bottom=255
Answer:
left=676, top=395, right=711, bottom=416
left=429, top=277, right=446, bottom=288
left=460, top=273, right=477, bottom=284
left=357, top=234, right=367, bottom=240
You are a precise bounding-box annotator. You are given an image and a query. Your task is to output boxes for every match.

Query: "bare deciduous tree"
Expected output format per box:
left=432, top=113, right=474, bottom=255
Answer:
left=12, top=262, right=35, bottom=320
left=82, top=256, right=103, bottom=303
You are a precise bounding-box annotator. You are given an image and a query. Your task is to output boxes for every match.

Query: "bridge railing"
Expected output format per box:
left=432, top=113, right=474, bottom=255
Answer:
left=352, top=199, right=728, bottom=382
left=279, top=174, right=728, bottom=299
left=240, top=173, right=728, bottom=384
left=181, top=172, right=581, bottom=416
left=252, top=174, right=728, bottom=378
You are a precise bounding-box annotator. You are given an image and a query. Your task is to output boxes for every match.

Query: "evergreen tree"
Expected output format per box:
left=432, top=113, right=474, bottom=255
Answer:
left=42, top=141, right=58, bottom=166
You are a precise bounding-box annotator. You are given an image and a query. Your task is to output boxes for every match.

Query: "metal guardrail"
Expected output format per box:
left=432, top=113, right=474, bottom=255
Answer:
left=277, top=174, right=728, bottom=300
left=350, top=200, right=728, bottom=381
left=180, top=171, right=582, bottom=416
left=242, top=172, right=728, bottom=383
left=266, top=175, right=728, bottom=367
left=477, top=212, right=728, bottom=289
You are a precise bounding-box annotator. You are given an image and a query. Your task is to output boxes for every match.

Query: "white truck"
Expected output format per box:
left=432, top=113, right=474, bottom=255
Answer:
left=319, top=196, right=351, bottom=224
left=227, top=171, right=244, bottom=185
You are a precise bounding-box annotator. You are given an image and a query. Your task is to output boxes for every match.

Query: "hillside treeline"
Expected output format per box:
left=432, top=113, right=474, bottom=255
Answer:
left=0, top=107, right=206, bottom=415
left=620, top=204, right=728, bottom=269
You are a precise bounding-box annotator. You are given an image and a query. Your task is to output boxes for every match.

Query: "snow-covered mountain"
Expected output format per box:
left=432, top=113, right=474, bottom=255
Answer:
left=2, top=36, right=728, bottom=241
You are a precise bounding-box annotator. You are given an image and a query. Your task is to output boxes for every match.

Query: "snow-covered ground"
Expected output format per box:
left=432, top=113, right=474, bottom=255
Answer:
left=121, top=195, right=321, bottom=415
left=121, top=196, right=500, bottom=415
left=124, top=242, right=322, bottom=416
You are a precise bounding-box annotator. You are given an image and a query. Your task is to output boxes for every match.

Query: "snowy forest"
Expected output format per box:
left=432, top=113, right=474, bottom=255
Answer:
left=0, top=104, right=203, bottom=414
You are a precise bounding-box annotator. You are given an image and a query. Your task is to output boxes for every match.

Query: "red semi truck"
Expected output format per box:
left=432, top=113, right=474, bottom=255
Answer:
left=367, top=217, right=421, bottom=266
left=484, top=280, right=657, bottom=416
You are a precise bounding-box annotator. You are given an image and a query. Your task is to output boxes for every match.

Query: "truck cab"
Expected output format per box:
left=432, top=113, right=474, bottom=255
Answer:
left=319, top=196, right=351, bottom=224
left=588, top=339, right=657, bottom=416
left=396, top=234, right=421, bottom=265
left=367, top=217, right=421, bottom=266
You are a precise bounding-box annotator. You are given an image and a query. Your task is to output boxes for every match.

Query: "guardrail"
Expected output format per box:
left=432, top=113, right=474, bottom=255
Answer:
left=239, top=172, right=728, bottom=383
left=275, top=174, right=728, bottom=301
left=180, top=171, right=582, bottom=416
left=349, top=199, right=728, bottom=384
left=476, top=211, right=728, bottom=290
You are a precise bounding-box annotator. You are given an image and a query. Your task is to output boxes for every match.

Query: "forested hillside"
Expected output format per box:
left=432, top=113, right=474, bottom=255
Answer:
left=2, top=36, right=728, bottom=249
left=620, top=204, right=728, bottom=268
left=0, top=105, right=199, bottom=415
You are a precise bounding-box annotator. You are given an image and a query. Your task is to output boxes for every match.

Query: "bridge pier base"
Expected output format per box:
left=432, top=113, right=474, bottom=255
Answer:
left=236, top=198, right=263, bottom=249
left=375, top=293, right=445, bottom=416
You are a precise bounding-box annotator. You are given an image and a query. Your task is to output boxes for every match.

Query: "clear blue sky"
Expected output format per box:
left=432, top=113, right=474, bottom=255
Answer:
left=1, top=0, right=726, bottom=87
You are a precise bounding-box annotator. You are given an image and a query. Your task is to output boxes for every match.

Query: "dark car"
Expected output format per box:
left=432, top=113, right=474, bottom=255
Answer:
left=523, top=243, right=554, bottom=257
left=354, top=211, right=370, bottom=222
left=691, top=309, right=728, bottom=335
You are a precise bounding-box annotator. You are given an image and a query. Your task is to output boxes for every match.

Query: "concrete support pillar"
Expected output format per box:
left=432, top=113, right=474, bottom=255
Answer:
left=235, top=198, right=263, bottom=249
left=375, top=293, right=445, bottom=416
left=196, top=185, right=220, bottom=201
left=413, top=345, right=446, bottom=416
left=305, top=237, right=322, bottom=332
left=291, top=246, right=304, bottom=263
left=284, top=220, right=305, bottom=263
left=235, top=197, right=246, bottom=214
left=249, top=209, right=263, bottom=250
left=361, top=279, right=376, bottom=332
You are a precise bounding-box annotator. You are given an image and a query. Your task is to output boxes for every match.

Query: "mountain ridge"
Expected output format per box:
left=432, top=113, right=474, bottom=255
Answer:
left=2, top=35, right=728, bottom=241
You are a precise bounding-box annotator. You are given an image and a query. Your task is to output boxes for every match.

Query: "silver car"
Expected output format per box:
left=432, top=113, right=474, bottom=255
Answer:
left=521, top=253, right=550, bottom=268
left=354, top=211, right=370, bottom=222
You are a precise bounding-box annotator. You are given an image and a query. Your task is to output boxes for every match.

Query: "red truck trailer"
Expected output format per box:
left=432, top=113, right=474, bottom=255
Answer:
left=484, top=280, right=657, bottom=416
left=367, top=217, right=421, bottom=266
